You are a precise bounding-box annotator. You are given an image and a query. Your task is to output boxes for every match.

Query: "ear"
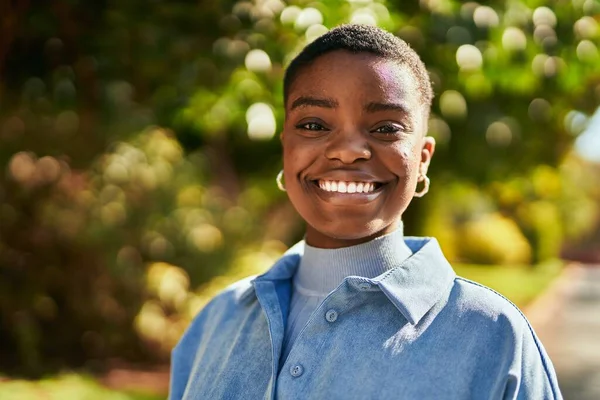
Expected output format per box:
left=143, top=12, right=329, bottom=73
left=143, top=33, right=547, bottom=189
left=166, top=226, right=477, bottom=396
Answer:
left=279, top=131, right=285, bottom=146
left=419, top=136, right=435, bottom=176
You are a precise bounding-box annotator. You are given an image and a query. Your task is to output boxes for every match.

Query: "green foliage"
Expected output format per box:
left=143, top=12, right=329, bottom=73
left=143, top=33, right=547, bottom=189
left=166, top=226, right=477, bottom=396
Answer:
left=492, top=161, right=600, bottom=262
left=454, top=258, right=563, bottom=308
left=1, top=0, right=599, bottom=377
left=0, top=375, right=163, bottom=400
left=422, top=156, right=600, bottom=265
left=518, top=200, right=563, bottom=262
left=460, top=213, right=533, bottom=265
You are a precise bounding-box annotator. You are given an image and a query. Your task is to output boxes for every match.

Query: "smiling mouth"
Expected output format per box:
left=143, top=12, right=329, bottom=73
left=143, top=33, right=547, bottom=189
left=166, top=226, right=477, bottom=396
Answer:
left=311, top=179, right=385, bottom=194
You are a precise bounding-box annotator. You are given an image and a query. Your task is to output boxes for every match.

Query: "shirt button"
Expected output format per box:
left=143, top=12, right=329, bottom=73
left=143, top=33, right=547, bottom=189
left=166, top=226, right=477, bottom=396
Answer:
left=325, top=309, right=338, bottom=323
left=357, top=282, right=372, bottom=291
left=290, top=364, right=304, bottom=377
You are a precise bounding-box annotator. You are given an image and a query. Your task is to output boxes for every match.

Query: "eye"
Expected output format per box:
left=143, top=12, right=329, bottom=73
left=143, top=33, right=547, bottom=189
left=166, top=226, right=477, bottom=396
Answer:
left=372, top=123, right=404, bottom=135
left=297, top=122, right=327, bottom=131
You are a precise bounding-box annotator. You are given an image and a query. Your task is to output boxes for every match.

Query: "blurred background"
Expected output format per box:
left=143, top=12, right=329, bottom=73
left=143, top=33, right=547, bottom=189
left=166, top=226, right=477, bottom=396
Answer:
left=1, top=0, right=599, bottom=398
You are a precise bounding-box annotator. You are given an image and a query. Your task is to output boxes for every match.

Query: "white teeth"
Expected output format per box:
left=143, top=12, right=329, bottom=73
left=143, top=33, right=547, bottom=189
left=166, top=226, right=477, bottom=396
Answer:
left=317, top=180, right=378, bottom=194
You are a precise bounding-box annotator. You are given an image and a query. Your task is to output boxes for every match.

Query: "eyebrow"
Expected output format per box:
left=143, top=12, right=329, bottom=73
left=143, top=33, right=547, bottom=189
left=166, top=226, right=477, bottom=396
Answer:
left=364, top=102, right=410, bottom=114
left=289, top=97, right=411, bottom=116
left=290, top=96, right=339, bottom=110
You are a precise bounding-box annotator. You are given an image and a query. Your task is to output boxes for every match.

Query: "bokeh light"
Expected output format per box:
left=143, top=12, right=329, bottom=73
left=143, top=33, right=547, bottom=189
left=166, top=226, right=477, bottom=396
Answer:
left=439, top=90, right=467, bottom=119
left=486, top=121, right=513, bottom=147
left=245, top=49, right=272, bottom=72
left=246, top=102, right=277, bottom=140
left=294, top=7, right=323, bottom=31
left=456, top=44, right=483, bottom=71
left=502, top=27, right=527, bottom=51
left=473, top=6, right=499, bottom=28
left=1, top=2, right=599, bottom=397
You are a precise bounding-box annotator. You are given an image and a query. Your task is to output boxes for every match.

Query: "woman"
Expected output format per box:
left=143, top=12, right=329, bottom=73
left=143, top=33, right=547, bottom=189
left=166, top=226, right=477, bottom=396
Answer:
left=170, top=24, right=562, bottom=399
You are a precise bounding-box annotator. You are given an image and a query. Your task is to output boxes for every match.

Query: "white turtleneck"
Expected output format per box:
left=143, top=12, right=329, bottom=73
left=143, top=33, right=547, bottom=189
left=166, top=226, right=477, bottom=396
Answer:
left=280, top=224, right=413, bottom=364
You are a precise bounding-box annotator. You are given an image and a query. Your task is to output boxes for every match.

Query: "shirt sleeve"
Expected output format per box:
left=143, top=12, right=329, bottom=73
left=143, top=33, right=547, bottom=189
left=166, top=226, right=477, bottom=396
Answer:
left=169, top=319, right=204, bottom=400
left=503, top=324, right=563, bottom=400
left=169, top=346, right=187, bottom=400
left=168, top=298, right=216, bottom=400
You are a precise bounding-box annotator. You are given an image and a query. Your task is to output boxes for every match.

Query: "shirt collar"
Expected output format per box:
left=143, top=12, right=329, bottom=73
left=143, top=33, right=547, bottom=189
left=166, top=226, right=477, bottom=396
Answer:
left=372, top=237, right=456, bottom=325
left=239, top=241, right=304, bottom=304
left=241, top=237, right=456, bottom=326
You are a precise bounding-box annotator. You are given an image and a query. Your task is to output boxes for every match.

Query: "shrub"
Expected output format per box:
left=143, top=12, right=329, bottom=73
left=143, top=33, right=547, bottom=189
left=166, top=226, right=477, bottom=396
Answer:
left=459, top=213, right=532, bottom=265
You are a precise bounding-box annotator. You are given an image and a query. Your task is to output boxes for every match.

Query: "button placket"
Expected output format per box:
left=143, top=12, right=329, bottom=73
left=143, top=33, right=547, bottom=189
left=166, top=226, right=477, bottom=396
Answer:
left=282, top=292, right=347, bottom=384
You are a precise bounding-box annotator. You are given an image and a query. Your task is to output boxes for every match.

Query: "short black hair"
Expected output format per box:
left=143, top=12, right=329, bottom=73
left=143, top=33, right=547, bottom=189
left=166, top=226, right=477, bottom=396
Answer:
left=283, top=24, right=433, bottom=112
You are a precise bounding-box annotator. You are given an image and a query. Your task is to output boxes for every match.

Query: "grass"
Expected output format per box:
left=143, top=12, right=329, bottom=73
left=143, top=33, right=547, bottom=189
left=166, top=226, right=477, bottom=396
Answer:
left=0, top=374, right=165, bottom=400
left=454, top=258, right=564, bottom=309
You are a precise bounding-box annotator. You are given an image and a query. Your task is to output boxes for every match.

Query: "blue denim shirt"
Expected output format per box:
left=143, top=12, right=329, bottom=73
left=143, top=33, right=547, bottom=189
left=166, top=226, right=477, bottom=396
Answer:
left=170, top=237, right=562, bottom=399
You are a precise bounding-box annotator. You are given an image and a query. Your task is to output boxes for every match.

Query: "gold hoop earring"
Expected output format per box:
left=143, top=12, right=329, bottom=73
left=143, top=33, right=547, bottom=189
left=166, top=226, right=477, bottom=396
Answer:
left=276, top=170, right=286, bottom=192
left=414, top=175, right=430, bottom=198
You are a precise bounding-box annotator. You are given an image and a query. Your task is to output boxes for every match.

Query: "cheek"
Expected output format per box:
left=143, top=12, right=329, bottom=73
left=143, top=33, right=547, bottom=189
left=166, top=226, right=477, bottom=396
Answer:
left=282, top=136, right=299, bottom=167
left=398, top=142, right=412, bottom=159
left=282, top=139, right=319, bottom=184
left=389, top=139, right=422, bottom=176
left=283, top=146, right=307, bottom=174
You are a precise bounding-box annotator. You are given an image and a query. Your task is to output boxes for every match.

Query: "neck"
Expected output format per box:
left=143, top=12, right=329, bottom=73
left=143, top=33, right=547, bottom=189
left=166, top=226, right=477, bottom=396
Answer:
left=304, top=220, right=402, bottom=249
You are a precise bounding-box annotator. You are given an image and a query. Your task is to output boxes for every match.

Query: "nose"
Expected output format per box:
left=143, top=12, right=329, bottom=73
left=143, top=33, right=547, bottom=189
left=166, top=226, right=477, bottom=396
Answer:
left=324, top=129, right=371, bottom=164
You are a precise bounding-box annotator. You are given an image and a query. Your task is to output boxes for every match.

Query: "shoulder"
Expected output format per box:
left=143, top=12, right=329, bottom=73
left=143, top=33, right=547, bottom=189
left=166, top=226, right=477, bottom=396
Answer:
left=174, top=276, right=258, bottom=350
left=444, top=277, right=561, bottom=398
left=207, top=275, right=257, bottom=308
left=447, top=276, right=553, bottom=365
left=451, top=276, right=526, bottom=321
left=192, top=275, right=257, bottom=322
left=438, top=275, right=547, bottom=356
left=446, top=275, right=538, bottom=340
left=174, top=247, right=302, bottom=351
left=169, top=276, right=262, bottom=399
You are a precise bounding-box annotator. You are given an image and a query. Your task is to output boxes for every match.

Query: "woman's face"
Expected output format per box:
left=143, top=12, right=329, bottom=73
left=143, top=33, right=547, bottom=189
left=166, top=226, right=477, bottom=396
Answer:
left=281, top=50, right=435, bottom=249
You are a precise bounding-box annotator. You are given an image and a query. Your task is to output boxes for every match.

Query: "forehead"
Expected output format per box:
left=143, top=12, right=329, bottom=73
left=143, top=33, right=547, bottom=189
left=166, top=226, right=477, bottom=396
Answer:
left=287, top=50, right=422, bottom=112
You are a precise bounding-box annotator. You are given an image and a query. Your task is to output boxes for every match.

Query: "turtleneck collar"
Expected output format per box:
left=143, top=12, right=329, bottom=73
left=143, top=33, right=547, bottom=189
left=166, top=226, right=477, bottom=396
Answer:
left=294, top=223, right=413, bottom=296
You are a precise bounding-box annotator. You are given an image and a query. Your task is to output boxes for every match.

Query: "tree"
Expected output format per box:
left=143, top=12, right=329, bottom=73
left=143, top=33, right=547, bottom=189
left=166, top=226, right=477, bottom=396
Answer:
left=1, top=0, right=598, bottom=375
